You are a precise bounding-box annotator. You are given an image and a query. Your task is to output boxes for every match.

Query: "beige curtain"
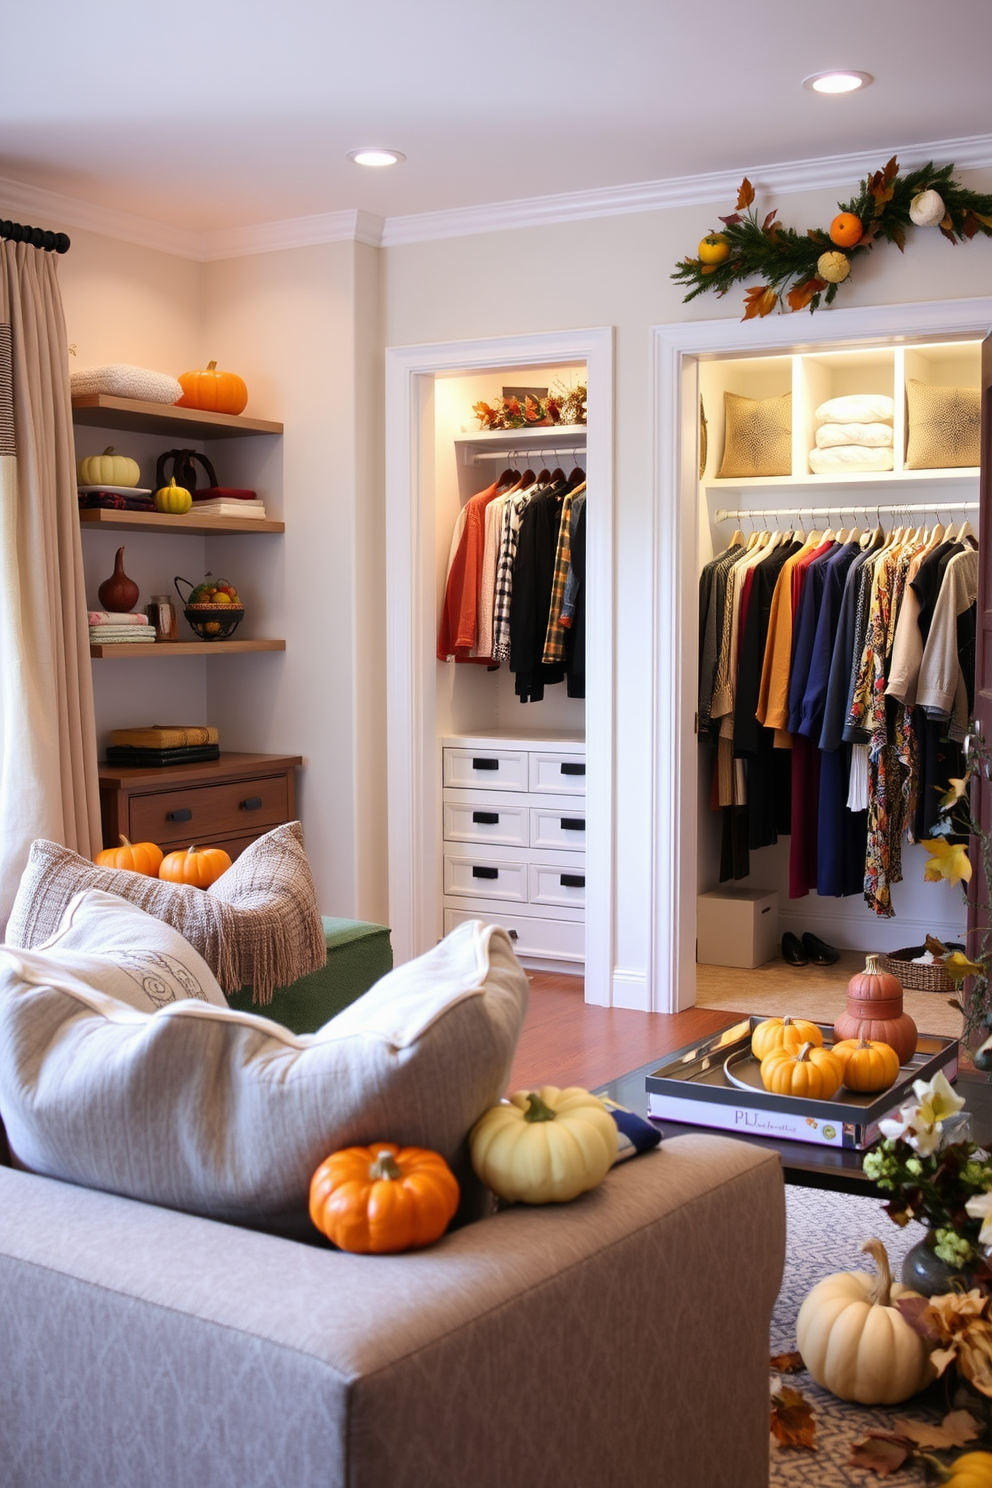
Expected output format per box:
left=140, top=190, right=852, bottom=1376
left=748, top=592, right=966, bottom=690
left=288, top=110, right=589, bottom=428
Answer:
left=0, top=241, right=101, bottom=930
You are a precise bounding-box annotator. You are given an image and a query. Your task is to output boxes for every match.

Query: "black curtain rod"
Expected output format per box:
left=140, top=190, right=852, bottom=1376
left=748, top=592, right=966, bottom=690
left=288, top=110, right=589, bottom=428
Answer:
left=0, top=219, right=70, bottom=254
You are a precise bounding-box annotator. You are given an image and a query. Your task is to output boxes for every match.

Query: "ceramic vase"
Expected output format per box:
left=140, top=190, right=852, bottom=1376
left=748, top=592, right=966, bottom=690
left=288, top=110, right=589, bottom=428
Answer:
left=97, top=546, right=139, bottom=612
left=901, top=1232, right=976, bottom=1297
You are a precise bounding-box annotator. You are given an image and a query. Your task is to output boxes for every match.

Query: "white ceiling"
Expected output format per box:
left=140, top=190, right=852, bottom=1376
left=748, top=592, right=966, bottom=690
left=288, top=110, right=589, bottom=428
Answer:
left=5, top=0, right=992, bottom=235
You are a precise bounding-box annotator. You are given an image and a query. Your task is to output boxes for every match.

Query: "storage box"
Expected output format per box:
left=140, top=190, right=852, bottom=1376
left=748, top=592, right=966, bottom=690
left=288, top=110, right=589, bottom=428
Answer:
left=696, top=888, right=778, bottom=969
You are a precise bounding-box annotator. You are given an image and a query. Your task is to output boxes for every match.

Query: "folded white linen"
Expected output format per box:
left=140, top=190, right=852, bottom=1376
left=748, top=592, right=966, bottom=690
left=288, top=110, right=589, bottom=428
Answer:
left=808, top=445, right=894, bottom=474
left=815, top=393, right=895, bottom=425
left=815, top=421, right=893, bottom=449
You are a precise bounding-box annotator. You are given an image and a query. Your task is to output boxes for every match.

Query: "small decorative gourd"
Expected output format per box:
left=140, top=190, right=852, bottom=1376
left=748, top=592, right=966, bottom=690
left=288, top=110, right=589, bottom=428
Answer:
left=158, top=844, right=232, bottom=889
left=153, top=476, right=193, bottom=515
left=470, top=1086, right=618, bottom=1204
left=909, top=189, right=946, bottom=227
left=97, top=546, right=139, bottom=612
left=309, top=1143, right=460, bottom=1253
left=77, top=446, right=140, bottom=488
left=760, top=1041, right=843, bottom=1099
left=832, top=1033, right=902, bottom=1092
left=817, top=250, right=851, bottom=284
left=751, top=1015, right=823, bottom=1062
left=834, top=955, right=918, bottom=1066
left=94, top=835, right=164, bottom=877
left=796, top=1238, right=934, bottom=1404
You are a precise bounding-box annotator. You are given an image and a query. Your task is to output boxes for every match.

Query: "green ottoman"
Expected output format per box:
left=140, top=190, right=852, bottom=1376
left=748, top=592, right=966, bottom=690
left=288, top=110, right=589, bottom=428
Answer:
left=226, top=917, right=393, bottom=1034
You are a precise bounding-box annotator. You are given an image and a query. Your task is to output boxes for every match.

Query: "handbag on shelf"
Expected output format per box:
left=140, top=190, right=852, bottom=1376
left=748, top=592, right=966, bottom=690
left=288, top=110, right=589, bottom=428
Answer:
left=154, top=448, right=256, bottom=501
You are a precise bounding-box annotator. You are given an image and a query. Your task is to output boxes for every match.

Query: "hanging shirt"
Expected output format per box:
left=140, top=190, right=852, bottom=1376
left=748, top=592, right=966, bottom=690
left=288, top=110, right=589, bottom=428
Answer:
left=436, top=480, right=502, bottom=661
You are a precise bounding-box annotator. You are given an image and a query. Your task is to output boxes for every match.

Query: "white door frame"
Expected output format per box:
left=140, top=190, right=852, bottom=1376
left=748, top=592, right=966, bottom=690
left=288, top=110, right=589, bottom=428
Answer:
left=384, top=326, right=616, bottom=1003
left=650, top=295, right=992, bottom=1014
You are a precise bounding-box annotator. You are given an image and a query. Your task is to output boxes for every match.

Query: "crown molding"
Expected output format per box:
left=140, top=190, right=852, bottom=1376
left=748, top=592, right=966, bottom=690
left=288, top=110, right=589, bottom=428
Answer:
left=2, top=132, right=990, bottom=261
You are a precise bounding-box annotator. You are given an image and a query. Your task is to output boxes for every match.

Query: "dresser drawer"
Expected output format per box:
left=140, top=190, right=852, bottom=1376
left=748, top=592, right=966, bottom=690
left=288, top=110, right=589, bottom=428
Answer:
left=443, top=907, right=584, bottom=962
left=443, top=853, right=528, bottom=903
left=530, top=805, right=587, bottom=850
left=127, top=774, right=289, bottom=846
left=528, top=751, right=586, bottom=795
left=443, top=798, right=529, bottom=848
left=443, top=747, right=529, bottom=792
left=529, top=862, right=587, bottom=909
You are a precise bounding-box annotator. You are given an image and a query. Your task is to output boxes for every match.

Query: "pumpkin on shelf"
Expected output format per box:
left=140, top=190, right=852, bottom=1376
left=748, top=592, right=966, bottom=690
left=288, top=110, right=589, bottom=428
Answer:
left=153, top=477, right=193, bottom=515
left=469, top=1085, right=618, bottom=1204
left=175, top=360, right=248, bottom=416
left=94, top=835, right=164, bottom=877
left=796, top=1237, right=934, bottom=1404
left=77, top=446, right=140, bottom=489
left=158, top=844, right=232, bottom=889
left=834, top=954, right=918, bottom=1066
left=750, top=1014, right=823, bottom=1062
left=760, top=1041, right=843, bottom=1099
left=309, top=1143, right=460, bottom=1254
left=833, top=1033, right=902, bottom=1092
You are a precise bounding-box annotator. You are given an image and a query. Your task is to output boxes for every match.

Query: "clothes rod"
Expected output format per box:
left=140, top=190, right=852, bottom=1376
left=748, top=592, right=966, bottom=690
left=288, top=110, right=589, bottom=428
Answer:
left=714, top=501, right=979, bottom=521
left=473, top=448, right=586, bottom=463
left=0, top=219, right=70, bottom=254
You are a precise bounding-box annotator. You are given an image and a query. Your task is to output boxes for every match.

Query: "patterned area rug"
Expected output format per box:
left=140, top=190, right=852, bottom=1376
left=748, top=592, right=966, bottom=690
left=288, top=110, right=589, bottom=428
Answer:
left=772, top=1187, right=947, bottom=1486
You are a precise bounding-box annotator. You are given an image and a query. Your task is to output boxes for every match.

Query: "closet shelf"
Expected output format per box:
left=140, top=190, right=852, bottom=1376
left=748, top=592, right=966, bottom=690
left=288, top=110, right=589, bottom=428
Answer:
left=454, top=426, right=587, bottom=460
left=71, top=394, right=283, bottom=440
left=707, top=467, right=979, bottom=495
left=89, top=639, right=286, bottom=658
left=79, top=508, right=284, bottom=536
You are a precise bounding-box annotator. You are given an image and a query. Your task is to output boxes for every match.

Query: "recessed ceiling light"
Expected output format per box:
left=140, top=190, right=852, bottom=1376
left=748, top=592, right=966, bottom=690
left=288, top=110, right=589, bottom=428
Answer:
left=347, top=148, right=405, bottom=168
left=803, top=70, right=873, bottom=94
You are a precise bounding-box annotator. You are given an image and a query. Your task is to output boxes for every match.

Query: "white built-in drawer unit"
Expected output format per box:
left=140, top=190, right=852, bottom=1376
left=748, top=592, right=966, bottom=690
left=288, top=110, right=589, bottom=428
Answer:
left=441, top=731, right=586, bottom=967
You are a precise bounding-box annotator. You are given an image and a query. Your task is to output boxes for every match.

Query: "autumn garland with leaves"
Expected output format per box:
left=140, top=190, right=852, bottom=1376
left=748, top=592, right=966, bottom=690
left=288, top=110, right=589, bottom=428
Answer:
left=672, top=159, right=992, bottom=319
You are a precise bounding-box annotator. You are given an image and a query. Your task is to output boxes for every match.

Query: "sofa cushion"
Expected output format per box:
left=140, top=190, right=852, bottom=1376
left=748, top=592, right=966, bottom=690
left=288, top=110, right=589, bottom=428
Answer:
left=3, top=822, right=326, bottom=1001
left=0, top=919, right=528, bottom=1239
left=35, top=888, right=228, bottom=1011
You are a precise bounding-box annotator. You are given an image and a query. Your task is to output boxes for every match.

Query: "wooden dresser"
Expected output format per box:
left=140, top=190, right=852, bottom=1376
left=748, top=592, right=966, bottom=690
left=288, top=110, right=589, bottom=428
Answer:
left=98, top=751, right=303, bottom=860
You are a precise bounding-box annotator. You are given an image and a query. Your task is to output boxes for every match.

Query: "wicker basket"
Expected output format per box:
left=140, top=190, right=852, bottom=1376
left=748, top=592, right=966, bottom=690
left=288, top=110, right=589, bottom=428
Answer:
left=876, top=944, right=964, bottom=993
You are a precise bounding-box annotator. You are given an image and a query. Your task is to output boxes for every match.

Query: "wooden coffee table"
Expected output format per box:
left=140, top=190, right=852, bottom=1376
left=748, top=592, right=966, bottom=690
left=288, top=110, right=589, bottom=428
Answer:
left=595, top=1060, right=992, bottom=1196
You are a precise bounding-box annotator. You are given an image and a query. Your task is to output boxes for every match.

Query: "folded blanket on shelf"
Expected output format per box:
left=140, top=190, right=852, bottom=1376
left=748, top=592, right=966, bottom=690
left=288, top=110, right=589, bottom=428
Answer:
left=808, top=445, right=895, bottom=474
left=88, top=629, right=154, bottom=643
left=815, top=421, right=893, bottom=449
left=71, top=364, right=183, bottom=404
left=815, top=393, right=895, bottom=425
left=88, top=612, right=149, bottom=626
left=78, top=492, right=155, bottom=512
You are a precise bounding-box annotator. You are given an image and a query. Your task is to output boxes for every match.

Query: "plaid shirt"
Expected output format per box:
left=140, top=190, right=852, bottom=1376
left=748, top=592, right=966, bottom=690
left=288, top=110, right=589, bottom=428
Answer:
left=492, top=485, right=539, bottom=662
left=541, top=489, right=574, bottom=664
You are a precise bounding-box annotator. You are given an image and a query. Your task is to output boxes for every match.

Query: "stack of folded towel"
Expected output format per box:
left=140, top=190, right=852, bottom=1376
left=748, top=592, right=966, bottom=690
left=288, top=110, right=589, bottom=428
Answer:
left=808, top=393, right=895, bottom=474
left=88, top=612, right=154, bottom=644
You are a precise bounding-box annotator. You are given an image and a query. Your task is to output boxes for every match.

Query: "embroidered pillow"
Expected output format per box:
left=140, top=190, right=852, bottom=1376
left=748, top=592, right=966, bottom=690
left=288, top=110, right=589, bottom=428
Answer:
left=905, top=379, right=980, bottom=469
left=717, top=392, right=792, bottom=478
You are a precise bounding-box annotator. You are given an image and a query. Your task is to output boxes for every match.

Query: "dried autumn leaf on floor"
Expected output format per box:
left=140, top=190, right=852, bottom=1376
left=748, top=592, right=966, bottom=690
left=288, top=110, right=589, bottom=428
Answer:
left=770, top=1385, right=816, bottom=1449
left=769, top=1349, right=805, bottom=1374
left=890, top=1409, right=980, bottom=1449
left=848, top=1434, right=911, bottom=1476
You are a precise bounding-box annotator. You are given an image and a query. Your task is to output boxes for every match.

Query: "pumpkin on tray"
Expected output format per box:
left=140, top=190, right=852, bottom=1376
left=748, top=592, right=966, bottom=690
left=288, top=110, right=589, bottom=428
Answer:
left=834, top=953, right=918, bottom=1066
left=832, top=1033, right=902, bottom=1092
left=760, top=1041, right=843, bottom=1099
left=750, top=1014, right=823, bottom=1061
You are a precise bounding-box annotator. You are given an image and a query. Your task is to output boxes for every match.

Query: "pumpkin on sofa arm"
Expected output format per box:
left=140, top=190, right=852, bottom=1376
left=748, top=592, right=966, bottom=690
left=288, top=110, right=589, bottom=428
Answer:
left=309, top=1143, right=460, bottom=1253
left=469, top=1084, right=618, bottom=1204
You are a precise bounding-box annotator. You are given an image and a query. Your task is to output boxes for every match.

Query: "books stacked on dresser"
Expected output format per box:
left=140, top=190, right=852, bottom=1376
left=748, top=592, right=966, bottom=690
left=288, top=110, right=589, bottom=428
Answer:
left=88, top=611, right=153, bottom=644
left=105, top=725, right=221, bottom=768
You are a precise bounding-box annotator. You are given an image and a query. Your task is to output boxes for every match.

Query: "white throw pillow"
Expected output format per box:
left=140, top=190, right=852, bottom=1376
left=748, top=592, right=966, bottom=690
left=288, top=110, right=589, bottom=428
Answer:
left=70, top=364, right=183, bottom=404
left=815, top=421, right=894, bottom=450
left=808, top=445, right=894, bottom=474
left=815, top=393, right=895, bottom=426
left=35, top=888, right=227, bottom=1011
left=0, top=919, right=528, bottom=1239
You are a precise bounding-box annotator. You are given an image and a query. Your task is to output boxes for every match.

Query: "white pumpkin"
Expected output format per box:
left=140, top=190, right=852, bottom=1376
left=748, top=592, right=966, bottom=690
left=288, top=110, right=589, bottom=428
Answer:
left=77, top=446, right=141, bottom=488
left=817, top=251, right=851, bottom=285
left=909, top=189, right=946, bottom=228
left=796, top=1237, right=935, bottom=1404
left=469, top=1085, right=618, bottom=1204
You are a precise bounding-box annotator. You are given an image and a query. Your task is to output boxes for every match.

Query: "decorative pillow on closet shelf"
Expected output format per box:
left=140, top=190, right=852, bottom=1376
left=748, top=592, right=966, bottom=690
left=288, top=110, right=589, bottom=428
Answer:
left=815, top=393, right=894, bottom=425
left=70, top=364, right=184, bottom=404
left=905, top=379, right=980, bottom=469
left=717, top=391, right=792, bottom=478
left=808, top=445, right=894, bottom=474
left=815, top=421, right=894, bottom=449
left=0, top=920, right=529, bottom=1240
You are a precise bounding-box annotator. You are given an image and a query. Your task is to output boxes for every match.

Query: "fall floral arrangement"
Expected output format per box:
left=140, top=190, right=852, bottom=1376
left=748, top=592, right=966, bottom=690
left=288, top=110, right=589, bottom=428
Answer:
left=472, top=381, right=587, bottom=431
left=672, top=158, right=992, bottom=320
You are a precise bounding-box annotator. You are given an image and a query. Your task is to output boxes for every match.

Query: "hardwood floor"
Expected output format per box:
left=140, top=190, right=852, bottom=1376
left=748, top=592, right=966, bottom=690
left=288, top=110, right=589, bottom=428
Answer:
left=507, top=971, right=737, bottom=1092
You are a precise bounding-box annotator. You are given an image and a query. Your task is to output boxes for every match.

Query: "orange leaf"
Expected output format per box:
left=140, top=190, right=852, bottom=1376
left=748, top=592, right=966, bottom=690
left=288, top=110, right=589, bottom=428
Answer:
left=770, top=1350, right=804, bottom=1374
left=737, top=178, right=755, bottom=210
left=770, top=1386, right=816, bottom=1450
left=787, top=277, right=826, bottom=313
left=762, top=210, right=778, bottom=231
left=742, top=284, right=778, bottom=320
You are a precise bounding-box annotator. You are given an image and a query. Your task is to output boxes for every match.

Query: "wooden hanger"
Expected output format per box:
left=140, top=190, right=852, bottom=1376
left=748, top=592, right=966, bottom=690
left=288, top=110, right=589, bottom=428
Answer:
left=567, top=465, right=585, bottom=488
left=956, top=519, right=976, bottom=544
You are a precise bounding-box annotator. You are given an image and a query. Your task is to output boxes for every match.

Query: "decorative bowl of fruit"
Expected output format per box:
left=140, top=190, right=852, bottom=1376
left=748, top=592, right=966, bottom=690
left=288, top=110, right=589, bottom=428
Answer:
left=174, top=573, right=245, bottom=640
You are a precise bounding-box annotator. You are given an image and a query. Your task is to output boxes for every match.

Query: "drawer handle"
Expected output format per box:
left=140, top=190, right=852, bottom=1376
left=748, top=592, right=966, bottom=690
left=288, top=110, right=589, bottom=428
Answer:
left=507, top=929, right=518, bottom=941
left=241, top=797, right=263, bottom=811
left=472, top=811, right=499, bottom=825
left=472, top=866, right=499, bottom=880
left=560, top=873, right=585, bottom=889
left=560, top=817, right=585, bottom=832
left=166, top=807, right=192, bottom=822
left=472, top=757, right=499, bottom=771
left=560, top=762, right=585, bottom=776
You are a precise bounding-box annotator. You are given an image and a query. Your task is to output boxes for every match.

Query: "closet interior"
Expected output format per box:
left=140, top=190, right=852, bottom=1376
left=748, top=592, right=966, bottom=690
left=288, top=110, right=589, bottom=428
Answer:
left=432, top=362, right=589, bottom=972
left=695, top=337, right=982, bottom=990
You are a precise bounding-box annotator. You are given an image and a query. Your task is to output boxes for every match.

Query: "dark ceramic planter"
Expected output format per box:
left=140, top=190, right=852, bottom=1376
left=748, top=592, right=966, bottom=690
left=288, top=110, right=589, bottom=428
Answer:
left=900, top=1234, right=976, bottom=1296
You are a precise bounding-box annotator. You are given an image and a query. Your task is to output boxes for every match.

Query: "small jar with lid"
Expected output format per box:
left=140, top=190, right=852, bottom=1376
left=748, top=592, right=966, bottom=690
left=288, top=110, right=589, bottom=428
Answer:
left=146, top=594, right=178, bottom=642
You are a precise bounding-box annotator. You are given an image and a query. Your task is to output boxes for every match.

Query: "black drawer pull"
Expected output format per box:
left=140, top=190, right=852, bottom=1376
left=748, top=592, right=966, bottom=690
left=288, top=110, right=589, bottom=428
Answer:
left=166, top=807, right=192, bottom=822
left=507, top=928, right=519, bottom=941
left=560, top=873, right=585, bottom=889
left=472, top=757, right=499, bottom=771
left=473, top=811, right=499, bottom=825
left=560, top=761, right=585, bottom=776
left=472, top=866, right=499, bottom=880
left=561, top=817, right=585, bottom=832
left=241, top=796, right=263, bottom=811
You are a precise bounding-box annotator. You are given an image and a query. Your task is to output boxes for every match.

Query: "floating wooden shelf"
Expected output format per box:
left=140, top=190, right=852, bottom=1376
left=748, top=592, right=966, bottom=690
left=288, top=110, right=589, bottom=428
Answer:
left=89, top=639, right=286, bottom=658
left=71, top=394, right=283, bottom=440
left=78, top=507, right=284, bottom=536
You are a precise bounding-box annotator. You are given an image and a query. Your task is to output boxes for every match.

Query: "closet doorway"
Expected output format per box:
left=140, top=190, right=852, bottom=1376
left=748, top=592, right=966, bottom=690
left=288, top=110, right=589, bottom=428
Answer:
left=651, top=296, right=992, bottom=1015
left=384, top=327, right=615, bottom=1004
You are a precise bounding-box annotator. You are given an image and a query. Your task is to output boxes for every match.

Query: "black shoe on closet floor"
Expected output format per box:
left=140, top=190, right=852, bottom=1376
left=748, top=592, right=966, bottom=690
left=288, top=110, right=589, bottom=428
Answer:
left=802, top=932, right=841, bottom=966
left=781, top=932, right=808, bottom=967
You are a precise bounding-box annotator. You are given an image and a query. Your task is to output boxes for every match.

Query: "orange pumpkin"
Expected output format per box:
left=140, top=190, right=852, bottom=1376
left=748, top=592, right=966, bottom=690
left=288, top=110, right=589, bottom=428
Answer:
left=309, top=1143, right=460, bottom=1253
left=751, top=1014, right=823, bottom=1062
left=834, top=954, right=918, bottom=1065
left=175, top=360, right=248, bottom=416
left=829, top=212, right=864, bottom=247
left=94, top=835, right=164, bottom=877
left=760, top=1041, right=843, bottom=1099
left=833, top=1033, right=902, bottom=1092
left=158, top=843, right=232, bottom=889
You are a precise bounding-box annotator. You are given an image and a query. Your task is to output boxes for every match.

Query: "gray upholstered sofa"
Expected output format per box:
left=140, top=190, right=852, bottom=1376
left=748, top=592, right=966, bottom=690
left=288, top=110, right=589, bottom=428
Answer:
left=0, top=1132, right=785, bottom=1488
